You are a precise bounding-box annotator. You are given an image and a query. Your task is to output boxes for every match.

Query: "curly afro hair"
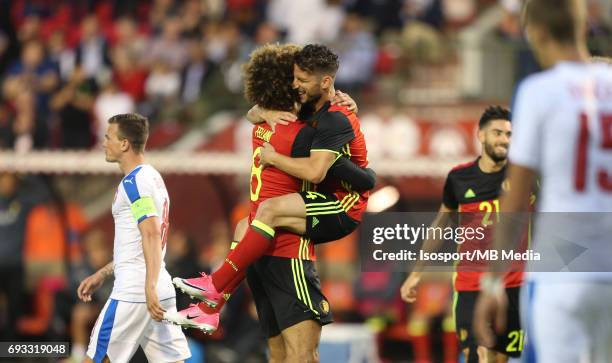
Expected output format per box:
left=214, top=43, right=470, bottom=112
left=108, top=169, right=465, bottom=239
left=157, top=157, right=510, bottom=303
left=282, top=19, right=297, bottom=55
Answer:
left=294, top=44, right=339, bottom=76
left=243, top=43, right=301, bottom=112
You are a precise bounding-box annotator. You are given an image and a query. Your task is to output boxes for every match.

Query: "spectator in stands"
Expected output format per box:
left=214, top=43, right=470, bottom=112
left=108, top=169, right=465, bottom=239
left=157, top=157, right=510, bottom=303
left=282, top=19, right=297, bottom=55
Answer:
left=145, top=60, right=181, bottom=122
left=74, top=15, right=111, bottom=82
left=2, top=89, right=48, bottom=152
left=268, top=0, right=345, bottom=43
left=180, top=38, right=215, bottom=104
left=203, top=20, right=233, bottom=64
left=47, top=30, right=76, bottom=82
left=180, top=0, right=205, bottom=38
left=112, top=16, right=149, bottom=65
left=402, top=0, right=445, bottom=29
left=111, top=45, right=148, bottom=102
left=93, top=79, right=135, bottom=147
left=16, top=14, right=42, bottom=44
left=50, top=67, right=97, bottom=149
left=149, top=0, right=181, bottom=33
left=271, top=0, right=344, bottom=43
left=2, top=40, right=58, bottom=118
left=149, top=15, right=189, bottom=70
left=0, top=30, right=9, bottom=70
left=238, top=22, right=281, bottom=65
left=145, top=60, right=180, bottom=100
left=178, top=37, right=220, bottom=123
left=587, top=0, right=612, bottom=55
left=0, top=104, right=12, bottom=149
left=333, top=13, right=377, bottom=94
left=347, top=0, right=404, bottom=35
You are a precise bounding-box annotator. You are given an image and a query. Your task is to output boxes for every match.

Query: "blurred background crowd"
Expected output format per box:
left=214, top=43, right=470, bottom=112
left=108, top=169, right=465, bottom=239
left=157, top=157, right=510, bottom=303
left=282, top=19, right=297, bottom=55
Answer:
left=1, top=0, right=611, bottom=362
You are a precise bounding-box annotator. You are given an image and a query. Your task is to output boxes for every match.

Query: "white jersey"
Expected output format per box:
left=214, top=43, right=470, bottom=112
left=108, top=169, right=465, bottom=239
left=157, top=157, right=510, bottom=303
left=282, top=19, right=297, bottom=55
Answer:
left=110, top=164, right=175, bottom=302
left=510, top=62, right=612, bottom=281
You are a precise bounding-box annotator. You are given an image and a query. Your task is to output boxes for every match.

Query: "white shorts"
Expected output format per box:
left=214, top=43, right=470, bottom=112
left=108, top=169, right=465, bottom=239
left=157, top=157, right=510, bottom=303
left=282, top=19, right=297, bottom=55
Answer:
left=86, top=298, right=190, bottom=363
left=522, top=281, right=612, bottom=363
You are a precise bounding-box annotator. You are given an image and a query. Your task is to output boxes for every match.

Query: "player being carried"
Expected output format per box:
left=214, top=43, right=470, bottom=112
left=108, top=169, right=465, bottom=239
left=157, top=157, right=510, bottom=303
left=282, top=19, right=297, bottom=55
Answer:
left=77, top=114, right=190, bottom=363
left=165, top=44, right=374, bottom=361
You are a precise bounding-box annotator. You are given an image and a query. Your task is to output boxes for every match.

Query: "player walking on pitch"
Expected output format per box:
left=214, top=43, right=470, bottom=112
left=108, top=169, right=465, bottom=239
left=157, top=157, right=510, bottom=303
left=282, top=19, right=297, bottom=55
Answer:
left=77, top=114, right=190, bottom=363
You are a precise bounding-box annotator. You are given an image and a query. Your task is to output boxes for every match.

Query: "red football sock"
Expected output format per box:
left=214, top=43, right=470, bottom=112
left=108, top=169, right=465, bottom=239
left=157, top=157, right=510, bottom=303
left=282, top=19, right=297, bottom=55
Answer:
left=443, top=331, right=458, bottom=363
left=411, top=334, right=432, bottom=363
left=211, top=220, right=274, bottom=291
left=200, top=272, right=245, bottom=314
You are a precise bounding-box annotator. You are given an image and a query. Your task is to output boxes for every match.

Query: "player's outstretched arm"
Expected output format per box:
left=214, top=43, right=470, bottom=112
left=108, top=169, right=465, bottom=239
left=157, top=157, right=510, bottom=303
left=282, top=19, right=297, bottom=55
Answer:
left=260, top=143, right=335, bottom=184
left=400, top=204, right=455, bottom=303
left=77, top=262, right=113, bottom=302
left=139, top=217, right=166, bottom=321
left=327, top=156, right=376, bottom=191
left=246, top=105, right=296, bottom=129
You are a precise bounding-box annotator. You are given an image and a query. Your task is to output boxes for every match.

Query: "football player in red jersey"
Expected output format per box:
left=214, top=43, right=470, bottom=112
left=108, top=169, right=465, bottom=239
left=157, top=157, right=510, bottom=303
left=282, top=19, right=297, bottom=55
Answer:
left=168, top=44, right=374, bottom=362
left=400, top=106, right=528, bottom=363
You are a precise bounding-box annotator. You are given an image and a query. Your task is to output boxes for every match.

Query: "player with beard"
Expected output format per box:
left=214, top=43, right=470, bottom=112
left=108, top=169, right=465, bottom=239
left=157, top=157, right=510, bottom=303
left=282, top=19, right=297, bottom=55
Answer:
left=400, top=106, right=528, bottom=363
left=170, top=44, right=373, bottom=362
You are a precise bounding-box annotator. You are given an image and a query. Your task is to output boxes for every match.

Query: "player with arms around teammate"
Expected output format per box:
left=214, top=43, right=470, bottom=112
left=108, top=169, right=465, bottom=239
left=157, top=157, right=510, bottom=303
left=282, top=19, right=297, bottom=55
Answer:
left=401, top=106, right=527, bottom=362
left=474, top=1, right=612, bottom=362
left=168, top=44, right=374, bottom=362
left=77, top=114, right=190, bottom=363
left=172, top=44, right=371, bottom=315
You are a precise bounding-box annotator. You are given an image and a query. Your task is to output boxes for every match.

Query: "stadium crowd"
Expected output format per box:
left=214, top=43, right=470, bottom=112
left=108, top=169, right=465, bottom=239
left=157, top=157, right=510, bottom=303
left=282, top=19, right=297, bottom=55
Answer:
left=3, top=0, right=609, bottom=152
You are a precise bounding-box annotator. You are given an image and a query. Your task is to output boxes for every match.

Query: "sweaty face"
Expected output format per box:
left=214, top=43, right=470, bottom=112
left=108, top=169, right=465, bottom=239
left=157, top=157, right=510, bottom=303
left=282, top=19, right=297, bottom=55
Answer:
left=293, top=64, right=322, bottom=105
left=103, top=123, right=124, bottom=162
left=481, top=120, right=511, bottom=163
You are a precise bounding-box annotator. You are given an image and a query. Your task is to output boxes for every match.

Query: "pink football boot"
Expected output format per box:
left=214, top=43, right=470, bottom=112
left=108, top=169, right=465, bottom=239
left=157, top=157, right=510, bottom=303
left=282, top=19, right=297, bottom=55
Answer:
left=172, top=273, right=224, bottom=308
left=163, top=303, right=219, bottom=333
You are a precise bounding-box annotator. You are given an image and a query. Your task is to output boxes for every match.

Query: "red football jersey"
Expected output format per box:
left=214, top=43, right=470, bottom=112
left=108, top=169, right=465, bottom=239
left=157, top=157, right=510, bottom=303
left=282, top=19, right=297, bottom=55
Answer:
left=249, top=122, right=316, bottom=260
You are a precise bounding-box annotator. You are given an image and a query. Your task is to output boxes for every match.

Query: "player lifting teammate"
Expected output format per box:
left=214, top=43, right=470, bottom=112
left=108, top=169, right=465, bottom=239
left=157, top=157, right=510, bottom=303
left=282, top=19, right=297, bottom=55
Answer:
left=166, top=44, right=374, bottom=362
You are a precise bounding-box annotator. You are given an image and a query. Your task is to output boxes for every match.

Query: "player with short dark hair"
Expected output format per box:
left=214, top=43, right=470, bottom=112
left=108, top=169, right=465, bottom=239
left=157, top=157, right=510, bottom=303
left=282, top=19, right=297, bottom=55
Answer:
left=107, top=113, right=149, bottom=153
left=78, top=113, right=191, bottom=363
left=401, top=106, right=530, bottom=362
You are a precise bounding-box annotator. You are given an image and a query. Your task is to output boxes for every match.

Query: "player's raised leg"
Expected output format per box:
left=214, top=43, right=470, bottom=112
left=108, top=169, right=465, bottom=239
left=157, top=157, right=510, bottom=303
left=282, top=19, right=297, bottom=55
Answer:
left=167, top=218, right=250, bottom=330
left=173, top=193, right=307, bottom=306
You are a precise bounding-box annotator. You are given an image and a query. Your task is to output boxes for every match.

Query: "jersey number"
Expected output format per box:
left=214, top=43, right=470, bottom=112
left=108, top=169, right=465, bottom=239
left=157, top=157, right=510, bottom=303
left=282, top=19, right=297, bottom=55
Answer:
left=160, top=198, right=169, bottom=249
left=575, top=112, right=612, bottom=192
left=250, top=147, right=263, bottom=201
left=506, top=330, right=525, bottom=353
left=479, top=200, right=499, bottom=226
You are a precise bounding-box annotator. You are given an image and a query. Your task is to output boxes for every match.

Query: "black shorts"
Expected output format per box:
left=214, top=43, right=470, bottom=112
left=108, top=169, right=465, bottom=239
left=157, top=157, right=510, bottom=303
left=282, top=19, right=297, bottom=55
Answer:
left=455, top=287, right=523, bottom=361
left=299, top=191, right=359, bottom=244
left=246, top=255, right=333, bottom=338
